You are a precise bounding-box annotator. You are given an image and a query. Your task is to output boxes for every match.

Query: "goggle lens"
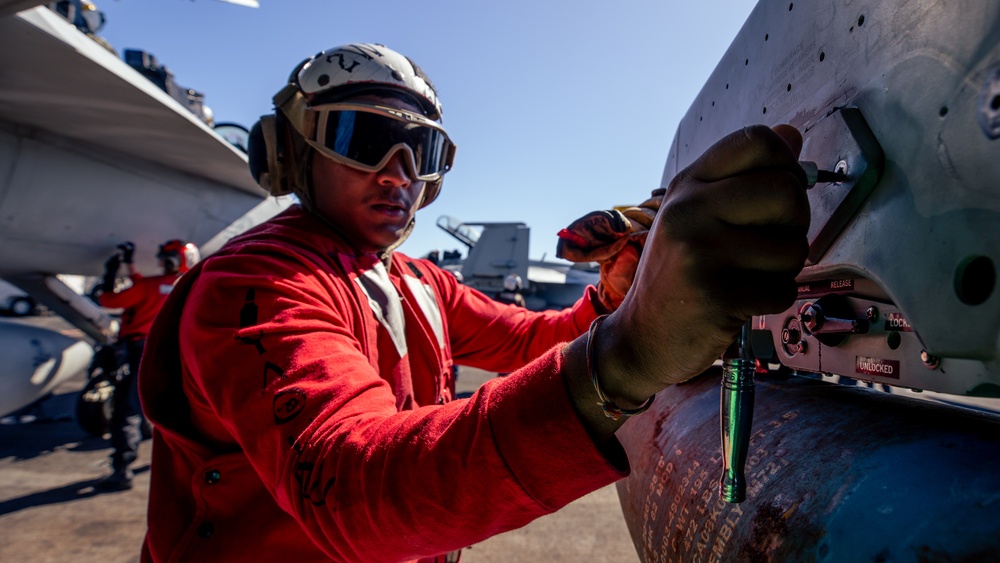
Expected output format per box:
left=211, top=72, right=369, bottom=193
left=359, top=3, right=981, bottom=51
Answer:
left=313, top=104, right=454, bottom=181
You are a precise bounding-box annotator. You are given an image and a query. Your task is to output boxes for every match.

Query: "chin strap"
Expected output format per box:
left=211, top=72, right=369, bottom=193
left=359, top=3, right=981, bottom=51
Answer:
left=381, top=218, right=415, bottom=259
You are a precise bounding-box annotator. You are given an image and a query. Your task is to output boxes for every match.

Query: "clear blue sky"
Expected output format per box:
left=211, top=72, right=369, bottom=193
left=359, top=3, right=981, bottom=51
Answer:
left=93, top=0, right=757, bottom=261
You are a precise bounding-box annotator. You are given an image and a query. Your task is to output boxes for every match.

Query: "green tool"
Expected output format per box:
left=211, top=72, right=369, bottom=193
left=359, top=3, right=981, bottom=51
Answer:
left=719, top=321, right=756, bottom=503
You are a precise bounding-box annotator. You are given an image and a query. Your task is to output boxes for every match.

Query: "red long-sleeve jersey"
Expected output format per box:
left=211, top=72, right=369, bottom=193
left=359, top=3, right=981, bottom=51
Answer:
left=139, top=206, right=627, bottom=562
left=99, top=271, right=180, bottom=339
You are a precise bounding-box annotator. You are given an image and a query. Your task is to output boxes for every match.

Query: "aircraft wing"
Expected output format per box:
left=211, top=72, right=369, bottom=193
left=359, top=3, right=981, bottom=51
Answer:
left=0, top=0, right=262, bottom=17
left=0, top=0, right=44, bottom=19
left=0, top=6, right=270, bottom=277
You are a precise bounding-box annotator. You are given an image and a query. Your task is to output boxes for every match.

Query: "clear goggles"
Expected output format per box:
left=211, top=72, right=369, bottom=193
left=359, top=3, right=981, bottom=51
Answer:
left=305, top=102, right=456, bottom=182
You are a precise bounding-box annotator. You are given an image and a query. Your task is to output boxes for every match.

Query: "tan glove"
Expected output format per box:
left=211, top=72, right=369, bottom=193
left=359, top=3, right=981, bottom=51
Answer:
left=556, top=188, right=665, bottom=312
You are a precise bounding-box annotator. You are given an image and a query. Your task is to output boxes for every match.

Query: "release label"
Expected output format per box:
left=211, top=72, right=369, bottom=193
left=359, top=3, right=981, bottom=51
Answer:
left=797, top=278, right=854, bottom=298
left=856, top=356, right=901, bottom=379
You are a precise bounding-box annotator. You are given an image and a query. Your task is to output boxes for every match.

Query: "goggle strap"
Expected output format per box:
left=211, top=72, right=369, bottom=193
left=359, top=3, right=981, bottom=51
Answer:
left=445, top=142, right=457, bottom=172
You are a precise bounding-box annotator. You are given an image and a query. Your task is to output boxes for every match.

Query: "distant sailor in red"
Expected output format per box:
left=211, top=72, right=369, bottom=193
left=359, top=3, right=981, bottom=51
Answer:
left=94, top=239, right=198, bottom=490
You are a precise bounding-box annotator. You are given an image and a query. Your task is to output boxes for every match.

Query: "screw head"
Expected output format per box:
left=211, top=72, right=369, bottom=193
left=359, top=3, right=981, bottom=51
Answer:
left=920, top=350, right=940, bottom=369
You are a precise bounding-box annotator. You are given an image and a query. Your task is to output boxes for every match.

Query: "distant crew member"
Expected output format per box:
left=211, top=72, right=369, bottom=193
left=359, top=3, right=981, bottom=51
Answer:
left=93, top=239, right=198, bottom=490
left=495, top=273, right=526, bottom=308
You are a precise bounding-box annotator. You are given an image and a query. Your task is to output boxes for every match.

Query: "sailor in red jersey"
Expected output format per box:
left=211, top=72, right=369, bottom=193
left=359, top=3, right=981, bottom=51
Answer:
left=138, top=43, right=810, bottom=562
left=95, top=239, right=198, bottom=490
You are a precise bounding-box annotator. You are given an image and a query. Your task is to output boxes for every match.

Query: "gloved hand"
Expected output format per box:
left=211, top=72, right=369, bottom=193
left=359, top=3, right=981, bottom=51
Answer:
left=556, top=188, right=664, bottom=312
left=117, top=241, right=135, bottom=264
left=611, top=124, right=809, bottom=390
left=100, top=253, right=121, bottom=294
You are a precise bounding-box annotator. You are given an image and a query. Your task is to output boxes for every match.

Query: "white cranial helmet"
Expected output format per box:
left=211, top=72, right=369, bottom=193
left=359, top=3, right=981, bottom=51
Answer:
left=503, top=274, right=523, bottom=292
left=257, top=43, right=451, bottom=211
left=296, top=43, right=442, bottom=119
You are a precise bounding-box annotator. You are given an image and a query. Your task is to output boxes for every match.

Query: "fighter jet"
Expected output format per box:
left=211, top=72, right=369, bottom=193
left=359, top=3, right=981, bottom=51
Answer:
left=0, top=1, right=286, bottom=417
left=433, top=215, right=600, bottom=311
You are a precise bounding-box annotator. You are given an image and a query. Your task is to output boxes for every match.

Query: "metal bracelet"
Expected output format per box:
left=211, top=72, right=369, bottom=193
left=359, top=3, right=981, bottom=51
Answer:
left=587, top=314, right=655, bottom=420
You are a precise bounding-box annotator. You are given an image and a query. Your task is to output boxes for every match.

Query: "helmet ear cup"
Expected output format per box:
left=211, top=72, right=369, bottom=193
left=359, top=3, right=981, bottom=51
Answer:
left=248, top=113, right=296, bottom=196
left=247, top=119, right=269, bottom=188
left=162, top=255, right=180, bottom=272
